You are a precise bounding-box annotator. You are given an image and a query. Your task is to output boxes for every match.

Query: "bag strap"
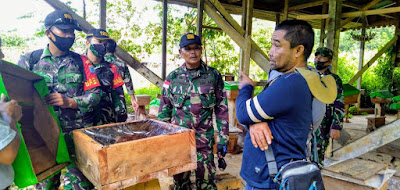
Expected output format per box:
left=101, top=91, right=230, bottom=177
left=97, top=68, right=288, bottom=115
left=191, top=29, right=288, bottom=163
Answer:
left=265, top=147, right=278, bottom=178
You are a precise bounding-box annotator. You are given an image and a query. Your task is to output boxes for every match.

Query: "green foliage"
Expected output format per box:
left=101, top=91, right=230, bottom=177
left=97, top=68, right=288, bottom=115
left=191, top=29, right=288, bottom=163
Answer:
left=1, top=33, right=29, bottom=47
left=124, top=84, right=162, bottom=113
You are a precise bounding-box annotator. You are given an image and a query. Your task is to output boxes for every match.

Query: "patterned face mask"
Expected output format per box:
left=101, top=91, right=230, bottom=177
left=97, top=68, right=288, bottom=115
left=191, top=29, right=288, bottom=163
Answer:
left=89, top=43, right=106, bottom=58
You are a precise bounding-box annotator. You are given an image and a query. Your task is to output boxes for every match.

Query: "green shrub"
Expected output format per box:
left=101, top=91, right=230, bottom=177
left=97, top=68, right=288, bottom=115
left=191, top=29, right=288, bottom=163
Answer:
left=124, top=84, right=162, bottom=113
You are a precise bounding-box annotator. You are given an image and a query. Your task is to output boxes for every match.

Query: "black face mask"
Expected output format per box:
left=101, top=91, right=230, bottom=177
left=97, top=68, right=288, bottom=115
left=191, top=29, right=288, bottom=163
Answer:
left=89, top=43, right=106, bottom=58
left=314, top=60, right=330, bottom=70
left=49, top=30, right=75, bottom=52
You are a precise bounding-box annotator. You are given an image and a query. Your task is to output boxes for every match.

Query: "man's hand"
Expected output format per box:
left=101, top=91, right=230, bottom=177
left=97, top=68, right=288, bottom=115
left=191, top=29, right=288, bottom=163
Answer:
left=239, top=71, right=256, bottom=89
left=249, top=122, right=273, bottom=151
left=217, top=144, right=227, bottom=158
left=130, top=94, right=139, bottom=113
left=0, top=94, right=22, bottom=123
left=330, top=129, right=340, bottom=139
left=44, top=93, right=77, bottom=109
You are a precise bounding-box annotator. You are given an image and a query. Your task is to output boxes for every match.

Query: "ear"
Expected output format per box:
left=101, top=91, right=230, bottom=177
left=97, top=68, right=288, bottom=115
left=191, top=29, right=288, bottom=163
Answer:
left=327, top=59, right=333, bottom=66
left=86, top=40, right=90, bottom=48
left=45, top=29, right=51, bottom=38
left=295, top=45, right=305, bottom=58
left=178, top=49, right=182, bottom=58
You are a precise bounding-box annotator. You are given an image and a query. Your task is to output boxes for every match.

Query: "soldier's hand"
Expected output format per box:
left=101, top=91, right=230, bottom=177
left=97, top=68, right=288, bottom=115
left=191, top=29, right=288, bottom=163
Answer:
left=217, top=144, right=228, bottom=158
left=330, top=129, right=340, bottom=139
left=0, top=94, right=22, bottom=123
left=239, top=71, right=256, bottom=89
left=249, top=122, right=273, bottom=151
left=45, top=93, right=77, bottom=109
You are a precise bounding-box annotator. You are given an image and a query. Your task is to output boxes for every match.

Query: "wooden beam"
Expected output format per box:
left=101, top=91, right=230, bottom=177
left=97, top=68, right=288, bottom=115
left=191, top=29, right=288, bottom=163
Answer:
left=205, top=0, right=270, bottom=72
left=204, top=1, right=271, bottom=73
left=298, top=6, right=400, bottom=20
left=99, top=0, right=106, bottom=29
left=348, top=36, right=397, bottom=85
left=43, top=0, right=164, bottom=88
left=202, top=25, right=222, bottom=31
left=326, top=0, right=342, bottom=74
left=239, top=0, right=253, bottom=75
left=288, top=0, right=326, bottom=12
left=325, top=119, right=400, bottom=167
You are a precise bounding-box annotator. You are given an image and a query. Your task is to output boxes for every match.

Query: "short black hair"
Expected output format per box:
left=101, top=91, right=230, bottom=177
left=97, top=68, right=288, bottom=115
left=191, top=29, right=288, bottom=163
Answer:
left=275, top=20, right=314, bottom=61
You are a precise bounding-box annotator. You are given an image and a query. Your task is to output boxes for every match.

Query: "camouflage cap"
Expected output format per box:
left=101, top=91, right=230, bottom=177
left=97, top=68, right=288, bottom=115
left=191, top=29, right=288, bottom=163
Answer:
left=315, top=47, right=333, bottom=59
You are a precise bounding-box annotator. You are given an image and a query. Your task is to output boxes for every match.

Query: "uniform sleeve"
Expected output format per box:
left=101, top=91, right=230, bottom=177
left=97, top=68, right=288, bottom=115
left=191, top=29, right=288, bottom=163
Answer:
left=17, top=52, right=31, bottom=70
left=214, top=72, right=229, bottom=146
left=236, top=78, right=293, bottom=125
left=158, top=76, right=173, bottom=122
left=73, top=86, right=101, bottom=113
left=331, top=76, right=345, bottom=130
left=0, top=119, right=16, bottom=151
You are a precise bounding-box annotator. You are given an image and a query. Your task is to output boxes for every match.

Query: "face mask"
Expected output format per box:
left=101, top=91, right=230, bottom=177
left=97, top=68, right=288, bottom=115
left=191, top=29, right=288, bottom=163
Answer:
left=314, top=60, right=329, bottom=70
left=89, top=43, right=106, bottom=58
left=49, top=30, right=75, bottom=52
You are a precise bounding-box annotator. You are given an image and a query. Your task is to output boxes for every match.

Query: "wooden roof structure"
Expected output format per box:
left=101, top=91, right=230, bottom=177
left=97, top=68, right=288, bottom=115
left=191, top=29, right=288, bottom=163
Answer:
left=163, top=0, right=400, bottom=31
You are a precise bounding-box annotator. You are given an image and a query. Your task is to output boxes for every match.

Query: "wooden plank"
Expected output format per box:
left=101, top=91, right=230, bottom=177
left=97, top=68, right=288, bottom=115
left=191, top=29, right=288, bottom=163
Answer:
left=33, top=90, right=60, bottom=158
left=44, top=0, right=164, bottom=88
left=0, top=61, right=43, bottom=81
left=348, top=36, right=397, bottom=85
left=215, top=173, right=241, bottom=190
left=21, top=127, right=46, bottom=150
left=288, top=0, right=326, bottom=12
left=324, top=158, right=388, bottom=181
left=1, top=72, right=34, bottom=104
left=37, top=162, right=69, bottom=182
left=298, top=6, right=400, bottom=20
left=323, top=175, right=374, bottom=190
left=197, top=0, right=205, bottom=37
left=377, top=144, right=400, bottom=158
left=73, top=130, right=103, bottom=187
left=28, top=146, right=57, bottom=174
left=106, top=131, right=195, bottom=184
left=325, top=119, right=400, bottom=167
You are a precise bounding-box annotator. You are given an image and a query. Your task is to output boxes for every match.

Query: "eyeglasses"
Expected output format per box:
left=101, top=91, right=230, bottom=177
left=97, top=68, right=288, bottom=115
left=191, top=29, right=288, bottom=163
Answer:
left=182, top=45, right=202, bottom=52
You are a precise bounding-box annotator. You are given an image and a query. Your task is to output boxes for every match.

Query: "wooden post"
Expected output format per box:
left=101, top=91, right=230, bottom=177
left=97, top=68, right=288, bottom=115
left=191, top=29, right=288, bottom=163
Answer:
left=319, top=3, right=328, bottom=47
left=239, top=0, right=253, bottom=75
left=99, top=0, right=106, bottom=29
left=197, top=0, right=204, bottom=39
left=326, top=0, right=342, bottom=74
left=283, top=0, right=289, bottom=21
left=162, top=0, right=168, bottom=80
left=356, top=17, right=366, bottom=112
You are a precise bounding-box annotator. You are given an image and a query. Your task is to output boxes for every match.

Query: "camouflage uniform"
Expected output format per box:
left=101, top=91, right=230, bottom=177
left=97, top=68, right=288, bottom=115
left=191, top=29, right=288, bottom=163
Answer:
left=311, top=70, right=344, bottom=167
left=85, top=59, right=126, bottom=125
left=158, top=62, right=229, bottom=190
left=18, top=47, right=100, bottom=190
left=104, top=54, right=135, bottom=95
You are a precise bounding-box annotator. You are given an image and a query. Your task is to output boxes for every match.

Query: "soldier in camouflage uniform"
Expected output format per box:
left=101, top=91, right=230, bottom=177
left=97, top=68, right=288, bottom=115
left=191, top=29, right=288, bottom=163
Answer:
left=311, top=47, right=345, bottom=167
left=104, top=39, right=140, bottom=115
left=158, top=33, right=229, bottom=190
left=18, top=10, right=100, bottom=189
left=84, top=29, right=127, bottom=125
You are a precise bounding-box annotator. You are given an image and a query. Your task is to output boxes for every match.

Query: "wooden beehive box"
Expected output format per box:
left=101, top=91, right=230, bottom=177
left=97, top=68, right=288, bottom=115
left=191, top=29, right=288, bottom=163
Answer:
left=0, top=61, right=69, bottom=186
left=73, top=119, right=197, bottom=189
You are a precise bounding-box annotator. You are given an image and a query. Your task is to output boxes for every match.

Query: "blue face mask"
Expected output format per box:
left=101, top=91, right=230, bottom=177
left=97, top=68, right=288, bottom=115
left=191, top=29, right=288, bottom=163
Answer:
left=49, top=30, right=75, bottom=52
left=89, top=43, right=106, bottom=58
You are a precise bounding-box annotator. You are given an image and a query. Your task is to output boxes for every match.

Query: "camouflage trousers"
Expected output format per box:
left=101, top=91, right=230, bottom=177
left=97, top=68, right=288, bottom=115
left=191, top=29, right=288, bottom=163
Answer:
left=310, top=128, right=330, bottom=168
left=173, top=148, right=217, bottom=190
